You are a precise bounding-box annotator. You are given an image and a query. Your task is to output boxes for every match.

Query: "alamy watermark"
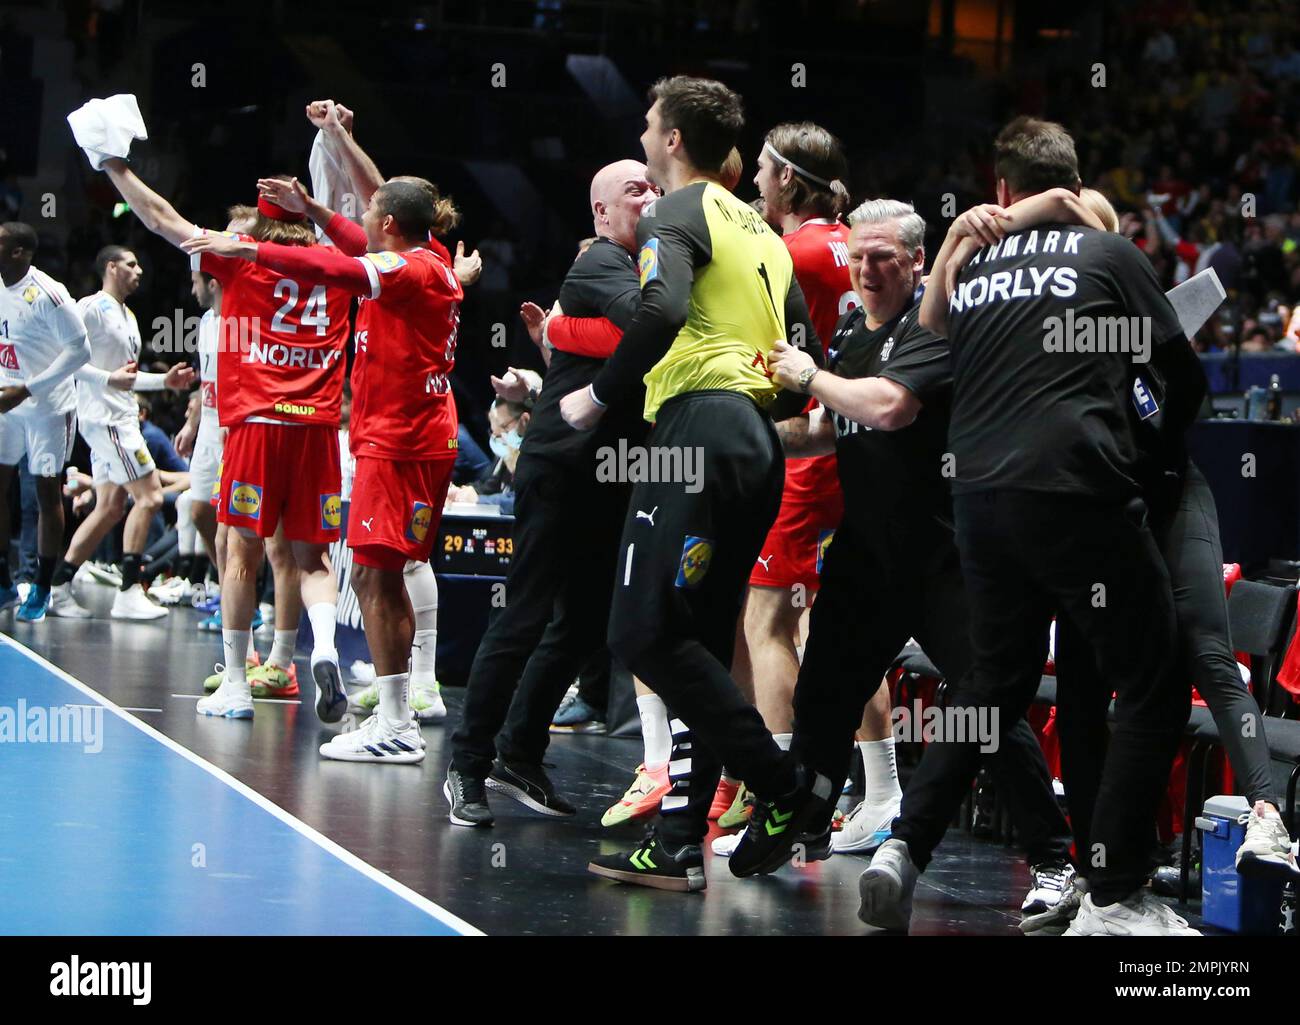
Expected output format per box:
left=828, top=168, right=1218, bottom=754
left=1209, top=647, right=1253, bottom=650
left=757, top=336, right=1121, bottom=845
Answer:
left=1043, top=310, right=1152, bottom=364
left=892, top=699, right=999, bottom=753
left=0, top=701, right=103, bottom=753
left=595, top=440, right=704, bottom=494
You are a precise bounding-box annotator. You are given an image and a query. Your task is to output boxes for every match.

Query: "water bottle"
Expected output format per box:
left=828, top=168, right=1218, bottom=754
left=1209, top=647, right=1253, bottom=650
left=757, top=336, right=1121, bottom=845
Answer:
left=1246, top=385, right=1268, bottom=421
left=1266, top=373, right=1283, bottom=421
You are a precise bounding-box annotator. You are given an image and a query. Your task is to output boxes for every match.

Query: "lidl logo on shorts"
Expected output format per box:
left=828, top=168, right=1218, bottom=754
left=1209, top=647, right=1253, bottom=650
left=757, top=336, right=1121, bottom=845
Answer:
left=638, top=238, right=660, bottom=287
left=229, top=481, right=262, bottom=519
left=406, top=501, right=432, bottom=543
left=365, top=251, right=407, bottom=273
left=675, top=535, right=713, bottom=590
left=134, top=448, right=150, bottom=467
left=321, top=492, right=342, bottom=530
left=817, top=529, right=835, bottom=575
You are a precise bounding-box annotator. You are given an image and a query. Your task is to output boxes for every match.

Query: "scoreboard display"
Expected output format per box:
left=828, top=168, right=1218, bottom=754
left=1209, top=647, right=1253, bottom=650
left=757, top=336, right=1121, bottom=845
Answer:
left=436, top=506, right=514, bottom=575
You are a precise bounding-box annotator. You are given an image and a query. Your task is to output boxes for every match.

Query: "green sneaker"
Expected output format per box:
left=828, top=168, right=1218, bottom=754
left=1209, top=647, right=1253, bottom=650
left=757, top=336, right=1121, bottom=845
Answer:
left=203, top=657, right=259, bottom=693
left=248, top=662, right=300, bottom=698
left=411, top=680, right=447, bottom=722
left=717, top=782, right=754, bottom=830
left=349, top=682, right=379, bottom=713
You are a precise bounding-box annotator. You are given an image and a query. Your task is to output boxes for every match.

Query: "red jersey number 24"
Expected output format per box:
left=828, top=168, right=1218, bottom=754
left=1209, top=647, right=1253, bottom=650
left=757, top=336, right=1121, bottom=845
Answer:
left=270, top=279, right=330, bottom=337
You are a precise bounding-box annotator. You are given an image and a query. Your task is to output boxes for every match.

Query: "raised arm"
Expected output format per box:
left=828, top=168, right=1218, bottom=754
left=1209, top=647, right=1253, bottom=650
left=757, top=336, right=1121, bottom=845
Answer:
left=313, top=101, right=385, bottom=206
left=102, top=158, right=199, bottom=249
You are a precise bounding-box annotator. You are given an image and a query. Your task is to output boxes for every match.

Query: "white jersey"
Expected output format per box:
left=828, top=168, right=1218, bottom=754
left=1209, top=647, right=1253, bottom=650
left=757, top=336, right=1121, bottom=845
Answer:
left=75, top=291, right=141, bottom=424
left=0, top=266, right=88, bottom=416
left=197, top=309, right=219, bottom=425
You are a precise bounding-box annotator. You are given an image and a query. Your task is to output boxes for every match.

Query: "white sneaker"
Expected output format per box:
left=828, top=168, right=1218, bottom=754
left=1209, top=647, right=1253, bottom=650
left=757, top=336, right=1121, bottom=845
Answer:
left=1236, top=802, right=1296, bottom=872
left=832, top=797, right=901, bottom=854
left=85, top=561, right=124, bottom=587
left=197, top=677, right=254, bottom=719
left=110, top=583, right=168, bottom=620
left=711, top=832, right=743, bottom=857
left=150, top=577, right=192, bottom=606
left=1064, top=890, right=1200, bottom=936
left=857, top=838, right=918, bottom=932
left=319, top=713, right=425, bottom=764
left=1020, top=862, right=1080, bottom=934
left=411, top=681, right=447, bottom=722
left=47, top=583, right=92, bottom=619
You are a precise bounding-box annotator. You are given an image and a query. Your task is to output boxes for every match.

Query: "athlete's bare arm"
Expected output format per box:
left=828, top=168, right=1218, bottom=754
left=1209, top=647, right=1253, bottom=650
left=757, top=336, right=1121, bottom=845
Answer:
left=102, top=158, right=199, bottom=249
left=311, top=100, right=385, bottom=205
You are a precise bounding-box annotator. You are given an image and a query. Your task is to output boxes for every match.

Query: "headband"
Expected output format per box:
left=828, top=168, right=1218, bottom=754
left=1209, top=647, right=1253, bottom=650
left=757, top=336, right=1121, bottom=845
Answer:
left=257, top=195, right=307, bottom=223
left=764, top=141, right=836, bottom=190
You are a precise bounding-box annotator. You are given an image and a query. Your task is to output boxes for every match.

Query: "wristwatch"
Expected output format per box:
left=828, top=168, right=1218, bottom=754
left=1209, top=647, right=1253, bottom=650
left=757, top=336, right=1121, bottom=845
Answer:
left=797, top=366, right=819, bottom=393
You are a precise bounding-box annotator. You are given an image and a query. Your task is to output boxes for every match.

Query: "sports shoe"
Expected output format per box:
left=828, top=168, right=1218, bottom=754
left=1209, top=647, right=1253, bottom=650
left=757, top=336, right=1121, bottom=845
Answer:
left=198, top=609, right=223, bottom=632
left=85, top=561, right=123, bottom=587
left=15, top=584, right=49, bottom=622
left=1064, top=890, right=1200, bottom=936
left=257, top=601, right=274, bottom=628
left=717, top=782, right=754, bottom=830
left=713, top=826, right=833, bottom=862
left=602, top=764, right=671, bottom=827
left=729, top=766, right=834, bottom=878
left=550, top=689, right=605, bottom=734
left=203, top=653, right=261, bottom=693
left=350, top=681, right=379, bottom=714
left=111, top=583, right=168, bottom=620
left=193, top=587, right=221, bottom=612
left=832, top=797, right=901, bottom=855
left=1236, top=802, right=1297, bottom=876
left=709, top=778, right=740, bottom=821
left=444, top=769, right=494, bottom=827
left=857, top=838, right=919, bottom=932
left=411, top=680, right=447, bottom=722
left=0, top=583, right=19, bottom=611
left=486, top=758, right=577, bottom=816
left=150, top=576, right=192, bottom=606
left=47, top=583, right=92, bottom=619
left=589, top=828, right=706, bottom=893
left=1019, top=861, right=1078, bottom=932
left=1021, top=875, right=1085, bottom=936
left=196, top=677, right=254, bottom=719
left=319, top=713, right=424, bottom=764
left=248, top=661, right=300, bottom=698
left=311, top=649, right=347, bottom=724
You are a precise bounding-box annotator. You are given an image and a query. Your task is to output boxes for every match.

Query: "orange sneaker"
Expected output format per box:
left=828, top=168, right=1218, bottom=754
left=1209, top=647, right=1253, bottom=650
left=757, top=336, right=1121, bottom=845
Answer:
left=601, top=764, right=671, bottom=827
left=248, top=661, right=300, bottom=698
left=709, top=778, right=740, bottom=821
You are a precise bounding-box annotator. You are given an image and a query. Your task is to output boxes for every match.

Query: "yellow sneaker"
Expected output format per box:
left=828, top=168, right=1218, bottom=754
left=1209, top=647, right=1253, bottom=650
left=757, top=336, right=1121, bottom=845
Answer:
left=716, top=782, right=754, bottom=830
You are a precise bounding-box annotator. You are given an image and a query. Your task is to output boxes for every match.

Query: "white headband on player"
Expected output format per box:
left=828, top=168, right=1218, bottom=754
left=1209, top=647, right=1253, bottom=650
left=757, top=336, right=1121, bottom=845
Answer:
left=763, top=141, right=834, bottom=189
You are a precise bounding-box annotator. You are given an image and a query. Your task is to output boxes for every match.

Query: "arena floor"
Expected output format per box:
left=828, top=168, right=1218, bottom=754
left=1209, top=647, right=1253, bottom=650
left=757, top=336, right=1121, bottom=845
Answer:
left=0, top=605, right=1208, bottom=937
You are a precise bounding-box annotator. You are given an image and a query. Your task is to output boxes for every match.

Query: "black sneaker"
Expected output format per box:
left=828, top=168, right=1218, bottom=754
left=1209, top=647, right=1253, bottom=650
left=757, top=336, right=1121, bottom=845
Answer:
left=729, top=765, right=834, bottom=878
left=443, top=769, right=494, bottom=827
left=794, top=825, right=833, bottom=865
left=588, top=828, right=706, bottom=893
left=486, top=759, right=576, bottom=817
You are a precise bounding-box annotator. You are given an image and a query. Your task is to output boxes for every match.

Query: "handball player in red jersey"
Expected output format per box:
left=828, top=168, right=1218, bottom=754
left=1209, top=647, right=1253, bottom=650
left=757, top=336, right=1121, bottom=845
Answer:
left=185, top=179, right=463, bottom=764
left=102, top=159, right=353, bottom=724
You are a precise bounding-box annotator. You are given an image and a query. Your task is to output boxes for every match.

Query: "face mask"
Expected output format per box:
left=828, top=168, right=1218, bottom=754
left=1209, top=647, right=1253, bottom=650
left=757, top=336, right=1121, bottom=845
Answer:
left=489, top=435, right=509, bottom=459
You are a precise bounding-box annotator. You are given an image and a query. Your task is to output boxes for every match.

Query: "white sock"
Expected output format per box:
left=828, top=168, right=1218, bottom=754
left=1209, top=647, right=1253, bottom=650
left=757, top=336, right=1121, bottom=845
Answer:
left=376, top=672, right=410, bottom=728
left=307, top=602, right=337, bottom=659
left=404, top=561, right=438, bottom=687
left=223, top=629, right=250, bottom=686
left=246, top=632, right=256, bottom=663
left=774, top=731, right=793, bottom=752
left=269, top=629, right=297, bottom=669
left=637, top=693, right=671, bottom=772
left=860, top=737, right=902, bottom=807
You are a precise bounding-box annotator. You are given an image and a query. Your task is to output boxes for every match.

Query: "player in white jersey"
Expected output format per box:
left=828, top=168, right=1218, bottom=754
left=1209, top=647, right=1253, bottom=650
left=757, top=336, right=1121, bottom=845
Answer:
left=0, top=222, right=92, bottom=621
left=48, top=246, right=193, bottom=620
left=174, top=270, right=223, bottom=573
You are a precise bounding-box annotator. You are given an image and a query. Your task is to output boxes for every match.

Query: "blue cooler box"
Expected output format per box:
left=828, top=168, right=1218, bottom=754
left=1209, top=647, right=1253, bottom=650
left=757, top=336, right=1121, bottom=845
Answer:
left=1195, top=794, right=1284, bottom=934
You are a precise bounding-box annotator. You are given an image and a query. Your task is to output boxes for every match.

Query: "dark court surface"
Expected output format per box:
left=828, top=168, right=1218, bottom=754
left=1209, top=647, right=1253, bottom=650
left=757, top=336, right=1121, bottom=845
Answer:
left=3, top=605, right=1207, bottom=936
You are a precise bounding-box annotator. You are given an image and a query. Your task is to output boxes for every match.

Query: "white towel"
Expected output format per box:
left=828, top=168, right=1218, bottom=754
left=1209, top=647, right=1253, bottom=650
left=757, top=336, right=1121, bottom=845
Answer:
left=66, top=94, right=148, bottom=170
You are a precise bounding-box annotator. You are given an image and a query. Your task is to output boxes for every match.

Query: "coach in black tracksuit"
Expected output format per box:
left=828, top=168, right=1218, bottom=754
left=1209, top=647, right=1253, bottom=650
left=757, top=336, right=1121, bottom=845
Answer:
left=770, top=210, right=1072, bottom=881
left=893, top=122, right=1206, bottom=913
left=446, top=204, right=650, bottom=822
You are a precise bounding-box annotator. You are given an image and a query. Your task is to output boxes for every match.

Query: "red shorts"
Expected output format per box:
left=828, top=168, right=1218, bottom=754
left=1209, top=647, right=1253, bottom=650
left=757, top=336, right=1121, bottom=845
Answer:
left=217, top=421, right=342, bottom=544
left=749, top=489, right=844, bottom=591
left=349, top=456, right=455, bottom=570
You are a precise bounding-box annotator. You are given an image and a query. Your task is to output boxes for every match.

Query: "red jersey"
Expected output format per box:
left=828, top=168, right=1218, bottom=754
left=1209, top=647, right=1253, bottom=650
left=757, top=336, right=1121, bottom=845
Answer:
left=194, top=234, right=351, bottom=428
left=782, top=218, right=857, bottom=500
left=351, top=247, right=463, bottom=460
